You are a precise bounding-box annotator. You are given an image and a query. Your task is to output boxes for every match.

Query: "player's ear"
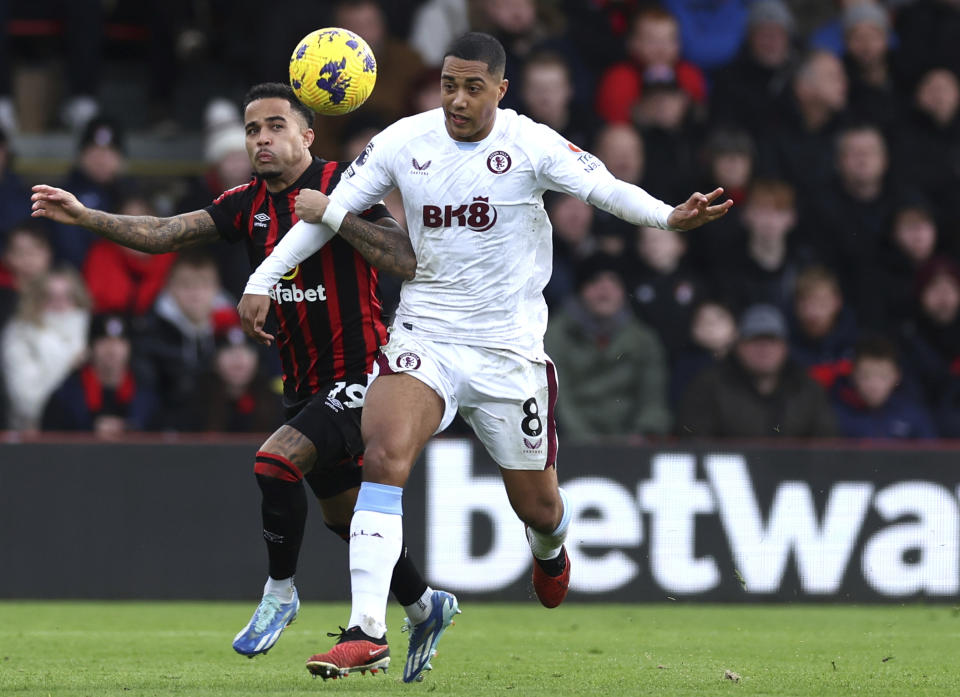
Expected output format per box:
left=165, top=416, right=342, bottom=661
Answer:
left=497, top=78, right=509, bottom=103
left=302, top=127, right=315, bottom=148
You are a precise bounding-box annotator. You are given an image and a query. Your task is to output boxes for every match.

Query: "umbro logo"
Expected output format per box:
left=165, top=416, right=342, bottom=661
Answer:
left=253, top=212, right=271, bottom=228
left=410, top=157, right=431, bottom=175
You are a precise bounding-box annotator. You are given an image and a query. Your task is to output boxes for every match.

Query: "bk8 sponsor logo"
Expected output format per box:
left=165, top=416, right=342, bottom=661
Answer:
left=422, top=196, right=498, bottom=232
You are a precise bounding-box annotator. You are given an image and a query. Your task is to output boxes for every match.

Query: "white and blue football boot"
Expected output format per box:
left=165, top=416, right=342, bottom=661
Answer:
left=232, top=588, right=300, bottom=657
left=401, top=590, right=461, bottom=682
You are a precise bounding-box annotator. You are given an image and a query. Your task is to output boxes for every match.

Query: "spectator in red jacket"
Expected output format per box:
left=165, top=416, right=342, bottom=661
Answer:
left=595, top=6, right=707, bottom=124
left=82, top=192, right=177, bottom=315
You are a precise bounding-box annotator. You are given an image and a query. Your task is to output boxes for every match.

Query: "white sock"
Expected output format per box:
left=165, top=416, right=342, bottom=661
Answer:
left=527, top=487, right=571, bottom=560
left=264, top=576, right=295, bottom=603
left=348, top=509, right=403, bottom=638
left=403, top=587, right=435, bottom=625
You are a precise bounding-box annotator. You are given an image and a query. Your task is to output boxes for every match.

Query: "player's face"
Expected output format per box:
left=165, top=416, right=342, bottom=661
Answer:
left=243, top=97, right=313, bottom=180
left=440, top=57, right=508, bottom=142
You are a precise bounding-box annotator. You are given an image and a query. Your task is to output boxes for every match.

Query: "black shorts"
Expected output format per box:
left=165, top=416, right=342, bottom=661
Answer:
left=284, top=376, right=368, bottom=499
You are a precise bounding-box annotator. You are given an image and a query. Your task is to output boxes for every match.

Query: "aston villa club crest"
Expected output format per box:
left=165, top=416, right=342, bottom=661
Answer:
left=487, top=150, right=511, bottom=174
left=396, top=352, right=422, bottom=370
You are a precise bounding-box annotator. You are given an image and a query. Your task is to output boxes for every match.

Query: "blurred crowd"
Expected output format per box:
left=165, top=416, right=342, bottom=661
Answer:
left=0, top=0, right=959, bottom=440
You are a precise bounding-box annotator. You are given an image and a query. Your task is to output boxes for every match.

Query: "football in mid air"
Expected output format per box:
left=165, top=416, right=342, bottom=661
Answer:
left=289, top=27, right=377, bottom=116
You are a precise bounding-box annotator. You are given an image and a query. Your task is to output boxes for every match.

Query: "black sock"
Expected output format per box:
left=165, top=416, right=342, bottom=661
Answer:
left=326, top=525, right=427, bottom=606
left=256, top=473, right=307, bottom=580
left=535, top=549, right=567, bottom=577
left=390, top=544, right=429, bottom=606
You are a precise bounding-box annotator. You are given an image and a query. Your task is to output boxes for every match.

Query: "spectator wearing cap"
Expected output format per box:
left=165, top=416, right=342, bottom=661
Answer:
left=810, top=0, right=897, bottom=57
left=830, top=334, right=936, bottom=439
left=134, top=250, right=238, bottom=431
left=41, top=313, right=157, bottom=435
left=676, top=303, right=837, bottom=437
left=49, top=116, right=137, bottom=269
left=82, top=192, right=178, bottom=316
left=1, top=266, right=90, bottom=430
left=595, top=6, right=707, bottom=125
left=181, top=324, right=283, bottom=433
left=709, top=0, right=798, bottom=137
left=898, top=256, right=960, bottom=409
left=840, top=2, right=903, bottom=133
left=545, top=252, right=671, bottom=438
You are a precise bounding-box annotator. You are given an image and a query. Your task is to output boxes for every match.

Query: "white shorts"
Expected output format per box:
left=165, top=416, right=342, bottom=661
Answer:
left=375, top=325, right=559, bottom=470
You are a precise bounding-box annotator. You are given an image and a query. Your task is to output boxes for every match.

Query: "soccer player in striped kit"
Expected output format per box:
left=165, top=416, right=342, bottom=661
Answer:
left=31, top=82, right=457, bottom=683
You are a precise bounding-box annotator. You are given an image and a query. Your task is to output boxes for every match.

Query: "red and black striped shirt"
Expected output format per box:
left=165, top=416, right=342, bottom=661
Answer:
left=205, top=157, right=389, bottom=405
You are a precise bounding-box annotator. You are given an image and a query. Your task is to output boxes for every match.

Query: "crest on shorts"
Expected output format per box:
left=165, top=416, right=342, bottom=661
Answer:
left=396, top=352, right=421, bottom=370
left=487, top=150, right=511, bottom=174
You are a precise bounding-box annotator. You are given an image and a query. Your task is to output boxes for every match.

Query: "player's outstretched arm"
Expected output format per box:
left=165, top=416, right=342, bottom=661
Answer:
left=295, top=188, right=416, bottom=281
left=666, top=188, right=734, bottom=231
left=31, top=184, right=219, bottom=253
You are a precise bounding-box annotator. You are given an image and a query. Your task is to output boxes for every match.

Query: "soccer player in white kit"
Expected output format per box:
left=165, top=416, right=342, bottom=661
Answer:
left=238, top=32, right=732, bottom=679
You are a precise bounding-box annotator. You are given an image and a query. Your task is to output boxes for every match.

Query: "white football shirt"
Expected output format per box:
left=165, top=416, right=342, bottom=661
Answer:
left=330, top=107, right=668, bottom=357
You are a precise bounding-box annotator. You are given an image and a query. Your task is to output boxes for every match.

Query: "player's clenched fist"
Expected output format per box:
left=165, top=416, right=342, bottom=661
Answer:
left=31, top=184, right=86, bottom=225
left=294, top=188, right=330, bottom=224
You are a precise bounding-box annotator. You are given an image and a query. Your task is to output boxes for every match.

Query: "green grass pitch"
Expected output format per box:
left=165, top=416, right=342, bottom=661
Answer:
left=1, top=601, right=959, bottom=696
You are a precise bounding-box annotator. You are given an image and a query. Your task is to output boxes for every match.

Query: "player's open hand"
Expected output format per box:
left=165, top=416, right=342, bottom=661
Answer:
left=667, top=188, right=733, bottom=231
left=31, top=184, right=87, bottom=225
left=238, top=293, right=275, bottom=346
left=294, top=188, right=330, bottom=224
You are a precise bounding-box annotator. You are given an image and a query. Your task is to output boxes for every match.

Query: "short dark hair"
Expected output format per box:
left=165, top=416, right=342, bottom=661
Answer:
left=854, top=334, right=899, bottom=365
left=4, top=218, right=51, bottom=253
left=170, top=249, right=218, bottom=275
left=241, top=82, right=314, bottom=130
left=444, top=32, right=506, bottom=78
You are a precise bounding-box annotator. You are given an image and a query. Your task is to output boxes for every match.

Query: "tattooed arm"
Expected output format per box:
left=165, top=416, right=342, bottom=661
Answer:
left=337, top=213, right=416, bottom=280
left=31, top=184, right=220, bottom=253
left=294, top=188, right=416, bottom=280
